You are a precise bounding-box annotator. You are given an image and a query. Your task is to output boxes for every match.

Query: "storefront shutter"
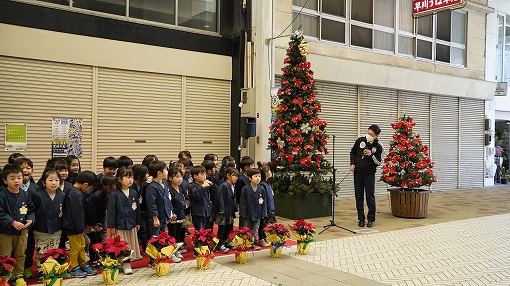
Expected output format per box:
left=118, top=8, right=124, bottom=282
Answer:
left=96, top=68, right=183, bottom=169
left=431, top=95, right=459, bottom=190
left=459, top=98, right=484, bottom=188
left=359, top=86, right=399, bottom=195
left=184, top=76, right=231, bottom=161
left=400, top=91, right=431, bottom=148
left=316, top=82, right=358, bottom=197
left=0, top=56, right=93, bottom=177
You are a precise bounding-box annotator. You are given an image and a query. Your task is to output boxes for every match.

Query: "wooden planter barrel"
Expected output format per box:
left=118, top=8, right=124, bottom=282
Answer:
left=388, top=188, right=430, bottom=218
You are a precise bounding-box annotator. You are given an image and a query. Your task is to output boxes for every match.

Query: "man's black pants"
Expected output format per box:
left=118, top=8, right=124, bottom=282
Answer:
left=354, top=171, right=376, bottom=222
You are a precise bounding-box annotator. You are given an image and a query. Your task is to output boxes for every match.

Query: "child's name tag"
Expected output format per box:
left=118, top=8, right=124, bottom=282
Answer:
left=258, top=198, right=264, bottom=205
left=19, top=206, right=28, bottom=215
left=132, top=202, right=137, bottom=211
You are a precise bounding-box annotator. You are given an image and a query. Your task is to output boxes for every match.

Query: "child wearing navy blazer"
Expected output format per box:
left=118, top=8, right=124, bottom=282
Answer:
left=214, top=167, right=239, bottom=253
left=32, top=169, right=65, bottom=280
left=189, top=166, right=213, bottom=231
left=239, top=168, right=267, bottom=251
left=107, top=167, right=142, bottom=275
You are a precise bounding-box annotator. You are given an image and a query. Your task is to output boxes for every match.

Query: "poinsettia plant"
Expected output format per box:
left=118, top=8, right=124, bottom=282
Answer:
left=192, top=228, right=219, bottom=251
left=0, top=255, right=15, bottom=277
left=227, top=227, right=254, bottom=250
left=380, top=115, right=436, bottom=190
left=40, top=248, right=70, bottom=281
left=92, top=235, right=131, bottom=264
left=263, top=223, right=291, bottom=244
left=147, top=232, right=177, bottom=251
left=145, top=232, right=180, bottom=269
left=290, top=219, right=315, bottom=237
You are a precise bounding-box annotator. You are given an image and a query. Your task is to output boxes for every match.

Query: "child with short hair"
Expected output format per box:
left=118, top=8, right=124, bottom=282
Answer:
left=215, top=167, right=239, bottom=253
left=131, top=164, right=148, bottom=248
left=189, top=166, right=213, bottom=231
left=8, top=153, right=25, bottom=165
left=32, top=169, right=65, bottom=281
left=138, top=155, right=158, bottom=248
left=257, top=162, right=276, bottom=247
left=201, top=160, right=219, bottom=230
left=118, top=156, right=133, bottom=169
left=239, top=168, right=266, bottom=251
left=85, top=175, right=116, bottom=267
left=235, top=156, right=254, bottom=206
left=97, top=156, right=119, bottom=181
left=62, top=170, right=97, bottom=278
left=178, top=158, right=193, bottom=183
left=107, top=167, right=142, bottom=275
left=167, top=167, right=188, bottom=261
left=0, top=164, right=34, bottom=286
left=65, top=155, right=81, bottom=185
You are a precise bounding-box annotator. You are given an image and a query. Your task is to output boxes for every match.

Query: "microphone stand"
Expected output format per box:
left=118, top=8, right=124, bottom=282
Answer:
left=319, top=135, right=356, bottom=235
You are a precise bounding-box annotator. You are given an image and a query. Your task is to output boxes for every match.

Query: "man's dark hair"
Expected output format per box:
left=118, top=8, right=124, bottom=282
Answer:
left=75, top=170, right=96, bottom=186
left=148, top=160, right=167, bottom=178
left=103, top=156, right=119, bottom=169
left=369, top=124, right=381, bottom=136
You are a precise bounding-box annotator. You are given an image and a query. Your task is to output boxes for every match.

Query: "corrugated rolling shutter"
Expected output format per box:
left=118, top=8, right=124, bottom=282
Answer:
left=359, top=86, right=398, bottom=195
left=316, top=82, right=358, bottom=197
left=97, top=68, right=182, bottom=169
left=184, top=76, right=231, bottom=161
left=400, top=91, right=431, bottom=148
left=0, top=56, right=93, bottom=177
left=431, top=95, right=459, bottom=190
left=459, top=98, right=484, bottom=188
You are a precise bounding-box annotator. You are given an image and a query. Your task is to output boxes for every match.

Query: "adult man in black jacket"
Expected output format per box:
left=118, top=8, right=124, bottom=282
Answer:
left=350, top=125, right=383, bottom=228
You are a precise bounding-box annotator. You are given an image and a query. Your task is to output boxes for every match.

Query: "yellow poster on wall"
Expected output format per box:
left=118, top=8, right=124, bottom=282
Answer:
left=5, top=123, right=27, bottom=151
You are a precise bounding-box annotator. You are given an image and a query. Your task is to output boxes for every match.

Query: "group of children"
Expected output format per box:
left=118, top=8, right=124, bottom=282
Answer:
left=0, top=151, right=276, bottom=285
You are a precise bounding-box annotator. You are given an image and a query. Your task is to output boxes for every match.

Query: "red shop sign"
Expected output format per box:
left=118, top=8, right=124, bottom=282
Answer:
left=412, top=0, right=467, bottom=18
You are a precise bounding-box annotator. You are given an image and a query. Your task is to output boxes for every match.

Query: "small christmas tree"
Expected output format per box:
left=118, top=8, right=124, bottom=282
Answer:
left=380, top=115, right=436, bottom=190
left=268, top=31, right=331, bottom=195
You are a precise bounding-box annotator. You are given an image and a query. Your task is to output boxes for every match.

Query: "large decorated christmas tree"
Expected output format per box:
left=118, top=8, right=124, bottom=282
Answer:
left=380, top=115, right=436, bottom=190
left=268, top=31, right=331, bottom=196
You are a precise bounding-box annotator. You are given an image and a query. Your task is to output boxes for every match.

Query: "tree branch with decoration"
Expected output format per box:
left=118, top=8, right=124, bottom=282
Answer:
left=380, top=115, right=436, bottom=191
left=268, top=30, right=332, bottom=196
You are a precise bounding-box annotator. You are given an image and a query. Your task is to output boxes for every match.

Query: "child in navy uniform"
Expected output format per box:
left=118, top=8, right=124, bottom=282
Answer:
left=107, top=167, right=142, bottom=275
left=0, top=164, right=35, bottom=286
left=65, top=155, right=81, bottom=185
left=189, top=166, right=212, bottom=231
left=239, top=168, right=267, bottom=251
left=257, top=162, right=276, bottom=247
left=96, top=156, right=118, bottom=182
left=62, top=170, right=97, bottom=278
left=215, top=167, right=239, bottom=253
left=235, top=156, right=254, bottom=209
left=201, top=160, right=218, bottom=230
left=167, top=167, right=187, bottom=261
left=32, top=169, right=65, bottom=281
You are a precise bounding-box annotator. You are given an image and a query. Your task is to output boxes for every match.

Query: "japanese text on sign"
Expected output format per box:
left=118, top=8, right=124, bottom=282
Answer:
left=413, top=0, right=465, bottom=17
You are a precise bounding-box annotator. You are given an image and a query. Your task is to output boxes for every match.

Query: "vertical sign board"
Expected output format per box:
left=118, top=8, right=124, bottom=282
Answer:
left=412, top=0, right=467, bottom=18
left=5, top=123, right=27, bottom=151
left=51, top=117, right=83, bottom=158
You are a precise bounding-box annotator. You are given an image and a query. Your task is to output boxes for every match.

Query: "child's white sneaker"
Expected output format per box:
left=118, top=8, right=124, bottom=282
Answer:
left=122, top=263, right=134, bottom=275
left=171, top=254, right=182, bottom=263
left=175, top=251, right=184, bottom=259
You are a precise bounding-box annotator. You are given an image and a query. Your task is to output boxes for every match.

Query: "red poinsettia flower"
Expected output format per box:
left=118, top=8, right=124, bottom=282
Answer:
left=290, top=219, right=315, bottom=236
left=92, top=235, right=130, bottom=258
left=192, top=228, right=218, bottom=249
left=147, top=232, right=177, bottom=250
left=292, top=97, right=303, bottom=106
left=0, top=255, right=16, bottom=274
left=263, top=224, right=290, bottom=237
left=300, top=157, right=312, bottom=167
left=228, top=227, right=253, bottom=241
left=40, top=248, right=70, bottom=264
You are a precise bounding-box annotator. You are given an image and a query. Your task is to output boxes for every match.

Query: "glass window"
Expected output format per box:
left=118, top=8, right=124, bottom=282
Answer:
left=417, top=39, right=432, bottom=59
left=351, top=25, right=372, bottom=48
left=436, top=11, right=451, bottom=42
left=451, top=47, right=465, bottom=66
left=374, top=0, right=394, bottom=28
left=322, top=18, right=345, bottom=43
left=398, top=35, right=414, bottom=55
left=417, top=15, right=433, bottom=37
left=399, top=0, right=413, bottom=32
left=452, top=11, right=466, bottom=44
left=130, top=0, right=175, bottom=25
left=352, top=0, right=373, bottom=24
left=293, top=13, right=319, bottom=38
left=497, top=15, right=504, bottom=81
left=178, top=0, right=217, bottom=32
left=322, top=0, right=345, bottom=17
left=74, top=0, right=126, bottom=16
left=374, top=30, right=394, bottom=51
left=436, top=43, right=450, bottom=63
left=504, top=19, right=510, bottom=84
left=293, top=0, right=318, bottom=11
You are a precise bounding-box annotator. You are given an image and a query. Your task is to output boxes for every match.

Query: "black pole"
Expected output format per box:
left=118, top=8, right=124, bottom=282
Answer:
left=319, top=135, right=356, bottom=235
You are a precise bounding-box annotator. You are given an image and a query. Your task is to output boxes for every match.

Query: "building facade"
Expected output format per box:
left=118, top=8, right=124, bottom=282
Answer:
left=249, top=0, right=496, bottom=196
left=0, top=0, right=246, bottom=173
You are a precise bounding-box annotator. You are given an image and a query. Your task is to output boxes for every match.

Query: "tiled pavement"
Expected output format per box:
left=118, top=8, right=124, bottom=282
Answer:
left=44, top=186, right=510, bottom=286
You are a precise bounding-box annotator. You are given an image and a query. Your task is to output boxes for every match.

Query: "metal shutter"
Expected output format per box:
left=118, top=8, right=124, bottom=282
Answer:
left=431, top=95, right=459, bottom=190
left=459, top=98, right=484, bottom=188
left=96, top=68, right=182, bottom=168
left=359, top=86, right=399, bottom=195
left=184, top=76, right=231, bottom=161
left=0, top=56, right=93, bottom=177
left=316, top=82, right=358, bottom=197
left=400, top=91, right=431, bottom=147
